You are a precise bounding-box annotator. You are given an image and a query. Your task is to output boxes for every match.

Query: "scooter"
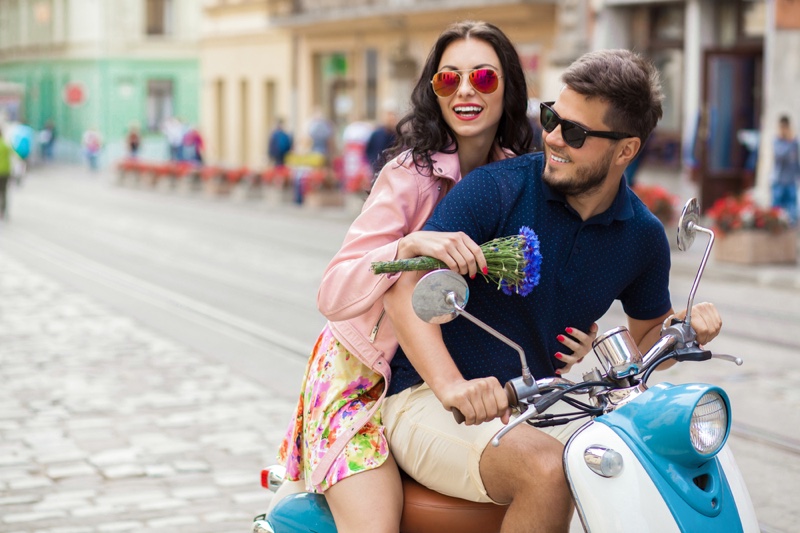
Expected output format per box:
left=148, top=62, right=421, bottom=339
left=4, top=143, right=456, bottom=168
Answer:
left=253, top=198, right=758, bottom=533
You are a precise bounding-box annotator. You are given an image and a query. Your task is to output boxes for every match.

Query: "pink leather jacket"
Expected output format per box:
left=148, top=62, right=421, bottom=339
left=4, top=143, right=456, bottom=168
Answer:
left=310, top=147, right=507, bottom=486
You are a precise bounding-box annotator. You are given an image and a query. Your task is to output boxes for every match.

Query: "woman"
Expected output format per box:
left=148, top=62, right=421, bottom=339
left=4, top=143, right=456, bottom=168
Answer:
left=276, top=20, right=595, bottom=532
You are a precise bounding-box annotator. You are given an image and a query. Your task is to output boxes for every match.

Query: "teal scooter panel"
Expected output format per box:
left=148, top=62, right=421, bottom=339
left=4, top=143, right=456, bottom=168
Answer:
left=268, top=492, right=337, bottom=533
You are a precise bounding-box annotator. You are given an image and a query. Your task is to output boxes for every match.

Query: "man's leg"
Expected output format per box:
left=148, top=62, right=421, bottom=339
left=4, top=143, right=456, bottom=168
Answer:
left=384, top=384, right=577, bottom=533
left=479, top=424, right=573, bottom=533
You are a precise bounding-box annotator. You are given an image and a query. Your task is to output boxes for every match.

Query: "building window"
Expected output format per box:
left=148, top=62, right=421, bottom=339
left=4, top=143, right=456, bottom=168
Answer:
left=146, top=0, right=173, bottom=36
left=740, top=0, right=765, bottom=39
left=147, top=79, right=173, bottom=131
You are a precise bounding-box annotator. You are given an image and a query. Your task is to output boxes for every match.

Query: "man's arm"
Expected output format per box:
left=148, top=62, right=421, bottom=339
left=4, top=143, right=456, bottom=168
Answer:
left=627, top=302, right=723, bottom=370
left=383, top=270, right=511, bottom=425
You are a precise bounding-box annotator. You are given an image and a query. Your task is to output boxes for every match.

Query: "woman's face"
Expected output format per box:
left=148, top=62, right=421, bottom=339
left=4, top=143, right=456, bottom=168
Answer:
left=435, top=37, right=504, bottom=148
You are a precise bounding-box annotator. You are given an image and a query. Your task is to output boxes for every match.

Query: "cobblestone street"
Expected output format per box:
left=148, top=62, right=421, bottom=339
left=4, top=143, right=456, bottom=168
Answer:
left=0, top=253, right=294, bottom=532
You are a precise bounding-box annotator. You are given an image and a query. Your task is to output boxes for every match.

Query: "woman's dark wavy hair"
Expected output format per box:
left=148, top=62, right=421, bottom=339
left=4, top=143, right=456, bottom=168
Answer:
left=386, top=20, right=532, bottom=176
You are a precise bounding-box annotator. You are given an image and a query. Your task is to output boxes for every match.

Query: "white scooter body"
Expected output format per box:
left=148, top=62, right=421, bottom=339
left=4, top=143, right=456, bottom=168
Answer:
left=565, top=410, right=759, bottom=532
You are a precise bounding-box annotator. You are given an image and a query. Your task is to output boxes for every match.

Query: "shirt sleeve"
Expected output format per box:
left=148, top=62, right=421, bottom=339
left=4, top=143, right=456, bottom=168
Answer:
left=316, top=161, right=425, bottom=321
left=618, top=221, right=673, bottom=320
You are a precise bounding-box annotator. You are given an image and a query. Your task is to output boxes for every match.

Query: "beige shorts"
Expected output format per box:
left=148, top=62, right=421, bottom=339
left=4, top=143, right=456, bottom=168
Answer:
left=382, top=383, right=585, bottom=503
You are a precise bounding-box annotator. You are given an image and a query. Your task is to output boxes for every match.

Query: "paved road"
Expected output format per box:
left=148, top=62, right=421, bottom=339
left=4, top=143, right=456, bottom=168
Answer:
left=1, top=163, right=798, bottom=532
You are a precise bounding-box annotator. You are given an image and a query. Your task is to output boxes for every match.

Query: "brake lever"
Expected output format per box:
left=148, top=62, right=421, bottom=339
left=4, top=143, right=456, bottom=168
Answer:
left=491, top=390, right=563, bottom=447
left=711, top=353, right=744, bottom=366
left=491, top=404, right=541, bottom=447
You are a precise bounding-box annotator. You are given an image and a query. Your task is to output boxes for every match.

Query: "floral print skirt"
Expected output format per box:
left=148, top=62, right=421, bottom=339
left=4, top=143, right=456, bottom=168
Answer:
left=278, top=324, right=389, bottom=493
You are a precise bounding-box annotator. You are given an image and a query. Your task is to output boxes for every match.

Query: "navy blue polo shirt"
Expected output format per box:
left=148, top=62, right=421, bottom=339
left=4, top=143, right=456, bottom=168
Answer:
left=388, top=152, right=672, bottom=395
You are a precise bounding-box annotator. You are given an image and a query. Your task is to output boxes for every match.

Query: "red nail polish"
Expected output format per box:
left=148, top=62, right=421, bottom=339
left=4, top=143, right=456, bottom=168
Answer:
left=557, top=335, right=565, bottom=343
left=555, top=369, right=561, bottom=375
left=470, top=273, right=476, bottom=279
left=565, top=327, right=573, bottom=334
left=554, top=353, right=563, bottom=359
left=481, top=266, right=488, bottom=275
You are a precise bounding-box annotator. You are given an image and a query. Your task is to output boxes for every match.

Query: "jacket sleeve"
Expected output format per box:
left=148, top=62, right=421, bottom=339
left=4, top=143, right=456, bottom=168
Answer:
left=317, top=160, right=427, bottom=321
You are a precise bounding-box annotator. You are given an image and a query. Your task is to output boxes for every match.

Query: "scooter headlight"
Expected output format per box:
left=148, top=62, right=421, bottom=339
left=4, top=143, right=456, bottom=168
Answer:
left=690, top=391, right=728, bottom=455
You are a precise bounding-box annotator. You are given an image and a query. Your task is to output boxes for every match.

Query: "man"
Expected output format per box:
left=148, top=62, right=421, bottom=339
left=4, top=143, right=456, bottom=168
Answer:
left=365, top=109, right=398, bottom=175
left=268, top=118, right=293, bottom=167
left=771, top=115, right=799, bottom=225
left=382, top=49, right=722, bottom=533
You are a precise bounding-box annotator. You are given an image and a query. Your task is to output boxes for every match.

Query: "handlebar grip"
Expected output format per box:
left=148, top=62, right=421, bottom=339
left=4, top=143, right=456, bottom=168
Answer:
left=451, top=408, right=466, bottom=424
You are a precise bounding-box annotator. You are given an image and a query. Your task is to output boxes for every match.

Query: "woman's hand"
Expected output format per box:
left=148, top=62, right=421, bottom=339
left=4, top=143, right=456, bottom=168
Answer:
left=554, top=323, right=599, bottom=375
left=398, top=231, right=487, bottom=279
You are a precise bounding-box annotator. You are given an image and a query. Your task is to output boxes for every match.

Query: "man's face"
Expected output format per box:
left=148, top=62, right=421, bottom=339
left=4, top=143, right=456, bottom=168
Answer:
left=541, top=88, right=620, bottom=197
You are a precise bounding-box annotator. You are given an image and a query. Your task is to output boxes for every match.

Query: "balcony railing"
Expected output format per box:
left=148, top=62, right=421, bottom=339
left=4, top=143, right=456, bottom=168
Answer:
left=266, top=0, right=551, bottom=24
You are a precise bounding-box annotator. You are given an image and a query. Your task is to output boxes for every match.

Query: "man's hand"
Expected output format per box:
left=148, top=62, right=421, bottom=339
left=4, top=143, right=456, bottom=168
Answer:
left=437, top=376, right=511, bottom=426
left=673, top=302, right=722, bottom=346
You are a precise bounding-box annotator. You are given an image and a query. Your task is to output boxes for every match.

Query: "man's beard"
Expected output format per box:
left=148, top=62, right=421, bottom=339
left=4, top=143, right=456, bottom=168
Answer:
left=543, top=148, right=615, bottom=197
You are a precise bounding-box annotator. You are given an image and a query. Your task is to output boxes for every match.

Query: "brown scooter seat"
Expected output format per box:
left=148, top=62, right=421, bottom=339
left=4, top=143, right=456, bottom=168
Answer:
left=400, top=473, right=507, bottom=533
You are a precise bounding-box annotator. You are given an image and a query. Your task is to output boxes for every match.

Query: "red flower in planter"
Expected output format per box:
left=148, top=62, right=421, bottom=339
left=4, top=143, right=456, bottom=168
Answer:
left=706, top=194, right=790, bottom=236
left=631, top=184, right=678, bottom=224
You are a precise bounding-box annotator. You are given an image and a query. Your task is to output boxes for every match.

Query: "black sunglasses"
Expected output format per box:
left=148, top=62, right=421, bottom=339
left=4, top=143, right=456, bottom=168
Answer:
left=540, top=101, right=633, bottom=149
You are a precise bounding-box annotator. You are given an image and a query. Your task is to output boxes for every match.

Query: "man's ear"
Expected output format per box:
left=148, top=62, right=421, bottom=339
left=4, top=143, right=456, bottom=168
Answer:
left=616, top=137, right=642, bottom=166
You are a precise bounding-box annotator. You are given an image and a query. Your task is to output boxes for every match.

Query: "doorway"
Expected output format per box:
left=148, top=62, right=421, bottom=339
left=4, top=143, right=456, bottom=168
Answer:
left=693, top=49, right=762, bottom=210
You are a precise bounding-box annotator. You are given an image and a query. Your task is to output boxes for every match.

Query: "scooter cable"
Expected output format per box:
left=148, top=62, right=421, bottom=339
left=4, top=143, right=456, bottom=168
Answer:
left=640, top=353, right=676, bottom=384
left=561, top=395, right=603, bottom=416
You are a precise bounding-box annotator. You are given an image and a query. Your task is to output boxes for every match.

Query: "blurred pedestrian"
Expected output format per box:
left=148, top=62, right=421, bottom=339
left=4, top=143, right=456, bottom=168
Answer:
left=0, top=128, right=11, bottom=219
left=82, top=127, right=103, bottom=171
left=771, top=115, right=800, bottom=225
left=9, top=122, right=34, bottom=184
left=182, top=125, right=204, bottom=164
left=340, top=116, right=373, bottom=192
left=39, top=120, right=56, bottom=161
left=365, top=109, right=397, bottom=175
left=268, top=118, right=293, bottom=167
left=307, top=108, right=334, bottom=161
left=127, top=124, right=141, bottom=158
left=164, top=117, right=185, bottom=161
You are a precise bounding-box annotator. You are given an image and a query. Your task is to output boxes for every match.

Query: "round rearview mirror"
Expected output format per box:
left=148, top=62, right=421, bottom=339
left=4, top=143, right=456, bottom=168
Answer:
left=677, top=198, right=700, bottom=252
left=411, top=269, right=469, bottom=325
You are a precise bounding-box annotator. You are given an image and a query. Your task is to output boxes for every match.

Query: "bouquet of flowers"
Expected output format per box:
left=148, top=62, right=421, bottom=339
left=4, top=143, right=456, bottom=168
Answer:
left=706, top=194, right=790, bottom=236
left=371, top=226, right=542, bottom=296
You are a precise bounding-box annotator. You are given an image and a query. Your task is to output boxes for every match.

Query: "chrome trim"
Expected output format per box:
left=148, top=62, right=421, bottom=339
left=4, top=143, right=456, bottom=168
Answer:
left=584, top=446, right=624, bottom=478
left=564, top=422, right=594, bottom=533
left=252, top=518, right=275, bottom=533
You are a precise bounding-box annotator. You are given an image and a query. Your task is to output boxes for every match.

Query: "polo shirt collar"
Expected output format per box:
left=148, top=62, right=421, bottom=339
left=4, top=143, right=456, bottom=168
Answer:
left=541, top=175, right=634, bottom=225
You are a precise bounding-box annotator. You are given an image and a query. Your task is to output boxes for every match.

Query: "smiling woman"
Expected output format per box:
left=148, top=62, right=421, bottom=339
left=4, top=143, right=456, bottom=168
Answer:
left=269, top=19, right=534, bottom=532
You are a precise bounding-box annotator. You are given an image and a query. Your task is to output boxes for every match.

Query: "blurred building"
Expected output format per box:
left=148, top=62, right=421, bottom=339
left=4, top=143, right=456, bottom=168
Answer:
left=200, top=0, right=292, bottom=169
left=201, top=0, right=590, bottom=168
left=592, top=0, right=800, bottom=209
left=0, top=0, right=201, bottom=164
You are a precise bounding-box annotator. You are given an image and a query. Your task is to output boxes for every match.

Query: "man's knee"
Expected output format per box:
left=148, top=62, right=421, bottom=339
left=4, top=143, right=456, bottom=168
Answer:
left=480, top=427, right=567, bottom=502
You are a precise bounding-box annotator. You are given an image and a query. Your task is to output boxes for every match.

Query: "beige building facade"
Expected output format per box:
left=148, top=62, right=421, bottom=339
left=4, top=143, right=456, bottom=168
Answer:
left=201, top=0, right=572, bottom=169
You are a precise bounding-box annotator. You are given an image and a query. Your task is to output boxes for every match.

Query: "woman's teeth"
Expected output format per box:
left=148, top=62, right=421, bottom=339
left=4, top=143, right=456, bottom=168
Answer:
left=454, top=106, right=483, bottom=116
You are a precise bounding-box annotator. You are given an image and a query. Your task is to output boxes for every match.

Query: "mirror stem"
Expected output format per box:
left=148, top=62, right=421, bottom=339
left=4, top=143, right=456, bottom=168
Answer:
left=684, top=224, right=714, bottom=326
left=448, top=294, right=534, bottom=386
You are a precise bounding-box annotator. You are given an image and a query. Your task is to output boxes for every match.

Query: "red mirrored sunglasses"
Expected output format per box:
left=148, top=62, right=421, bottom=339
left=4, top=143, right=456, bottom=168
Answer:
left=431, top=68, right=501, bottom=98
